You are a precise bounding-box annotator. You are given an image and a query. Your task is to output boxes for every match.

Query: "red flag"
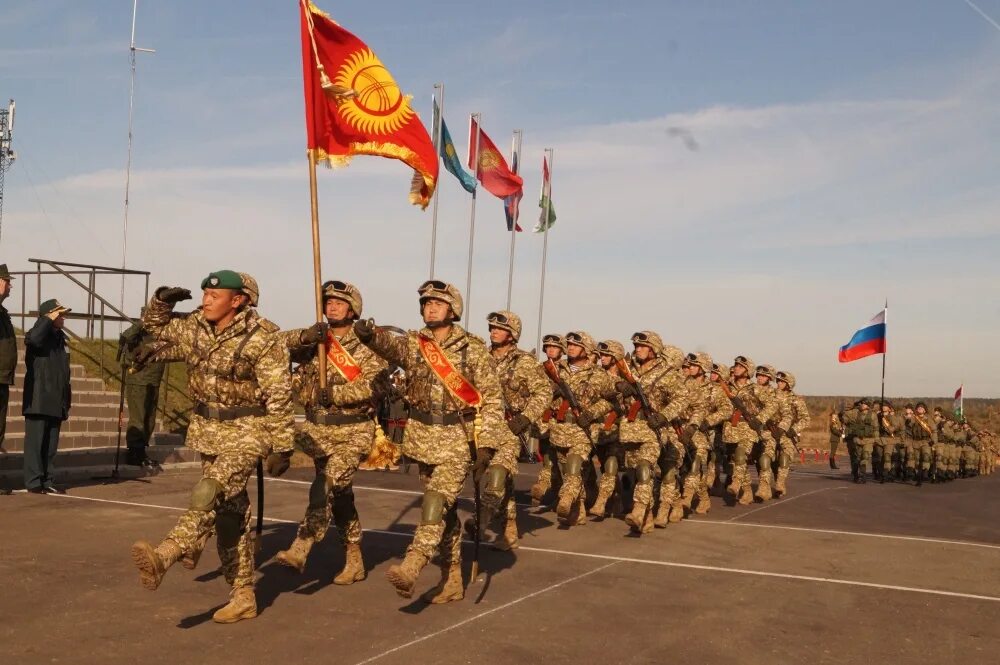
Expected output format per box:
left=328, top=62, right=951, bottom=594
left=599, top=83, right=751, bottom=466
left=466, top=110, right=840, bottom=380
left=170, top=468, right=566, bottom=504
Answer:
left=300, top=1, right=437, bottom=208
left=467, top=117, right=523, bottom=199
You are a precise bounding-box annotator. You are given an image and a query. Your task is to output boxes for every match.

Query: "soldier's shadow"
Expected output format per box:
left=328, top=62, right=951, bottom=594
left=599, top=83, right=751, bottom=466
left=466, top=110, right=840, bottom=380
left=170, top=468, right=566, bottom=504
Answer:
left=396, top=546, right=518, bottom=614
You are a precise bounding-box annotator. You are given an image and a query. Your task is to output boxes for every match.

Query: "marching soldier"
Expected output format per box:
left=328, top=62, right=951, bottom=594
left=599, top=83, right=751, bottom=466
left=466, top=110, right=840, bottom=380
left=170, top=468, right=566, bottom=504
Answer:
left=469, top=310, right=549, bottom=550
left=530, top=334, right=567, bottom=505
left=932, top=409, right=955, bottom=481
left=751, top=365, right=790, bottom=502
left=678, top=353, right=731, bottom=514
left=905, top=402, right=935, bottom=485
left=709, top=363, right=731, bottom=489
left=354, top=280, right=505, bottom=603
left=129, top=271, right=294, bottom=623
left=775, top=370, right=809, bottom=497
left=591, top=340, right=626, bottom=517
left=273, top=280, right=386, bottom=585
left=544, top=331, right=614, bottom=527
left=843, top=398, right=876, bottom=483
left=959, top=422, right=979, bottom=478
left=721, top=356, right=773, bottom=505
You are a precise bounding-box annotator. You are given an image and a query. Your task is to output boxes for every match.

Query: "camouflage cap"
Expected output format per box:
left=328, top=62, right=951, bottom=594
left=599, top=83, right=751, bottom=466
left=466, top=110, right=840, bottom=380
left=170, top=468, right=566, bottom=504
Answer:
left=542, top=333, right=567, bottom=353
left=683, top=351, right=713, bottom=373
left=733, top=355, right=755, bottom=374
left=776, top=370, right=796, bottom=389
left=597, top=339, right=625, bottom=361
left=487, top=309, right=521, bottom=341
left=418, top=279, right=463, bottom=320
left=631, top=330, right=664, bottom=355
left=322, top=279, right=363, bottom=317
left=566, top=331, right=597, bottom=355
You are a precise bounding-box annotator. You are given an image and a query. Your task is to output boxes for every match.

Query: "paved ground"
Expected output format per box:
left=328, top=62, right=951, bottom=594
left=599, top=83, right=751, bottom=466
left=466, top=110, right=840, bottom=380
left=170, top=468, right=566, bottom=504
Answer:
left=2, top=463, right=999, bottom=665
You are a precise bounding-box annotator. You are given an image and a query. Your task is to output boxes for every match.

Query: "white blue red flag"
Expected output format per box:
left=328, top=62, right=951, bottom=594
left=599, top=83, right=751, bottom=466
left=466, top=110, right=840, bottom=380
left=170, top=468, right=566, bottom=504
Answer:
left=838, top=309, right=886, bottom=363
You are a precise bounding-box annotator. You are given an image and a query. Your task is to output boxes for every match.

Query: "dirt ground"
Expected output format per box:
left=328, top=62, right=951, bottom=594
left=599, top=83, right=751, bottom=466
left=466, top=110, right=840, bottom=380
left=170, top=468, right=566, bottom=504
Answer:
left=2, top=462, right=999, bottom=665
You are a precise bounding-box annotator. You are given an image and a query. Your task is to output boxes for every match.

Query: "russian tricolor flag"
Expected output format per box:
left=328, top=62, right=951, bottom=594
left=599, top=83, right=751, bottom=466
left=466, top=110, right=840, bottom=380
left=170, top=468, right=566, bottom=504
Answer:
left=838, top=309, right=886, bottom=363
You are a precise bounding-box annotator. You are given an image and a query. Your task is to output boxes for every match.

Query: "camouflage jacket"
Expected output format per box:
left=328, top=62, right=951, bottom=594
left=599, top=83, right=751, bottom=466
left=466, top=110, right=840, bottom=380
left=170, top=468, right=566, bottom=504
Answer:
left=491, top=346, right=550, bottom=425
left=879, top=413, right=906, bottom=441
left=279, top=327, right=387, bottom=417
left=842, top=407, right=877, bottom=439
left=785, top=390, right=811, bottom=437
left=722, top=379, right=779, bottom=445
left=906, top=414, right=938, bottom=443
left=618, top=357, right=689, bottom=445
left=363, top=324, right=505, bottom=464
left=547, top=358, right=615, bottom=449
left=677, top=376, right=731, bottom=430
left=142, top=299, right=293, bottom=456
left=829, top=412, right=845, bottom=443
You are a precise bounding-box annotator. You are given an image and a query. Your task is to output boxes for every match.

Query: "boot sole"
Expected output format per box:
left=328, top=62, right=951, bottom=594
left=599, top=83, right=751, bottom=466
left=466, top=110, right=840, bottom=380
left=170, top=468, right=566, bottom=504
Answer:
left=333, top=569, right=367, bottom=585
left=386, top=568, right=416, bottom=598
left=130, top=541, right=164, bottom=591
left=212, top=608, right=258, bottom=624
left=274, top=552, right=306, bottom=574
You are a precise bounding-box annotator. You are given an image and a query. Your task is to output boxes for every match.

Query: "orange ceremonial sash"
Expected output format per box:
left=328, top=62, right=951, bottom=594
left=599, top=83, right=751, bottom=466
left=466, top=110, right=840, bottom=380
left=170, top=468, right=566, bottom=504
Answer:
left=417, top=334, right=482, bottom=408
left=326, top=333, right=363, bottom=383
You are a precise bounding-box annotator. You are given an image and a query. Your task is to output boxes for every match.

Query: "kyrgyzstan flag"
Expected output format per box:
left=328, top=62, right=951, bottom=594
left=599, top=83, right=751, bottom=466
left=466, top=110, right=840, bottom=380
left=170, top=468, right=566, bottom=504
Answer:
left=468, top=117, right=523, bottom=199
left=300, top=1, right=437, bottom=207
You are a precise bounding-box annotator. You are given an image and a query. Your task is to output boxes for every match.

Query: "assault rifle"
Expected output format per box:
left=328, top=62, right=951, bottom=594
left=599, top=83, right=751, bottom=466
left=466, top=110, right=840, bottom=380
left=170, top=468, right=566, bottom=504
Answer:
left=542, top=359, right=595, bottom=446
left=614, top=358, right=664, bottom=447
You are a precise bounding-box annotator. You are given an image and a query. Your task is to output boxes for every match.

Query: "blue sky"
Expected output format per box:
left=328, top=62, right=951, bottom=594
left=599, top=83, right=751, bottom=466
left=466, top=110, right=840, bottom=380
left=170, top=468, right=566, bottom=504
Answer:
left=2, top=0, right=999, bottom=396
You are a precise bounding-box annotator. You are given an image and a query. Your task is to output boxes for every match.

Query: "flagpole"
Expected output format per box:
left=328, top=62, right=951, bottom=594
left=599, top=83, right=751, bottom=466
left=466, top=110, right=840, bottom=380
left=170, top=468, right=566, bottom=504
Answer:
left=880, top=300, right=887, bottom=413
left=429, top=83, right=444, bottom=278
left=307, top=151, right=327, bottom=388
left=505, top=129, right=522, bottom=310
left=465, top=113, right=481, bottom=329
left=534, top=148, right=553, bottom=358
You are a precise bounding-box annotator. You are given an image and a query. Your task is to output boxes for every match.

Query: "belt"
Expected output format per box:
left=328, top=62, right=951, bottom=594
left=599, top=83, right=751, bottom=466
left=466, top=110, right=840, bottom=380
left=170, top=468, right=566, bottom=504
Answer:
left=194, top=403, right=266, bottom=421
left=306, top=410, right=371, bottom=426
left=408, top=408, right=476, bottom=426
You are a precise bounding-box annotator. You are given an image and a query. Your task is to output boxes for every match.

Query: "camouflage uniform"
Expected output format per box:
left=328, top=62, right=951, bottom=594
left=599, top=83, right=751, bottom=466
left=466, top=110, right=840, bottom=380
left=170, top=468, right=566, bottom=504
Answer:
left=273, top=281, right=387, bottom=583
left=904, top=408, right=935, bottom=483
left=829, top=410, right=845, bottom=469
left=775, top=371, right=809, bottom=496
left=678, top=353, right=732, bottom=514
left=708, top=363, right=731, bottom=488
left=843, top=402, right=876, bottom=482
left=592, top=340, right=626, bottom=517
left=722, top=356, right=773, bottom=505
left=530, top=335, right=566, bottom=505
left=129, top=273, right=293, bottom=623
left=362, top=281, right=505, bottom=602
left=933, top=414, right=954, bottom=480
left=751, top=365, right=791, bottom=502
left=546, top=331, right=615, bottom=527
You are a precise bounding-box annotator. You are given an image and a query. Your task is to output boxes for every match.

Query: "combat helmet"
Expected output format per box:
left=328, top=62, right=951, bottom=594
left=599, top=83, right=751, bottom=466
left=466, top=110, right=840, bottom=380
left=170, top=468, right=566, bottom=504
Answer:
left=662, top=345, right=684, bottom=369
left=755, top=364, right=776, bottom=381
left=322, top=280, right=363, bottom=318
left=597, top=340, right=625, bottom=362
left=565, top=331, right=597, bottom=355
left=631, top=331, right=664, bottom=355
left=683, top=351, right=713, bottom=374
left=711, top=362, right=730, bottom=382
left=418, top=279, right=463, bottom=320
left=733, top=355, right=755, bottom=375
left=775, top=370, right=796, bottom=389
left=487, top=310, right=521, bottom=342
left=542, top=333, right=567, bottom=354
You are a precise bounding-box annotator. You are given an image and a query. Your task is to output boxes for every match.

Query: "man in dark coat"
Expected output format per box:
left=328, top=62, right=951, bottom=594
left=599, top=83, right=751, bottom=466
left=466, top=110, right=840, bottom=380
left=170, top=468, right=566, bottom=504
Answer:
left=22, top=299, right=72, bottom=494
left=0, top=265, right=16, bottom=495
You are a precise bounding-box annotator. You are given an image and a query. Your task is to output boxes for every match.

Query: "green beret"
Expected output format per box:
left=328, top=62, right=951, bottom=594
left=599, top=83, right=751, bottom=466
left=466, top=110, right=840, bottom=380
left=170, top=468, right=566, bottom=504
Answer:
left=200, top=270, right=244, bottom=290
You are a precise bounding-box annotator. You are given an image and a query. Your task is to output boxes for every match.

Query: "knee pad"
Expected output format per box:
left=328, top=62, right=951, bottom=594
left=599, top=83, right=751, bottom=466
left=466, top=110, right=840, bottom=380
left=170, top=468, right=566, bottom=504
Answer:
left=689, top=455, right=702, bottom=477
left=603, top=455, right=619, bottom=476
left=564, top=454, right=584, bottom=478
left=332, top=489, right=356, bottom=524
left=189, top=478, right=223, bottom=511
left=216, top=511, right=244, bottom=549
left=421, top=490, right=446, bottom=525
left=758, top=453, right=772, bottom=469
left=734, top=447, right=747, bottom=465
left=308, top=474, right=330, bottom=510
left=486, top=465, right=508, bottom=494
left=635, top=461, right=652, bottom=484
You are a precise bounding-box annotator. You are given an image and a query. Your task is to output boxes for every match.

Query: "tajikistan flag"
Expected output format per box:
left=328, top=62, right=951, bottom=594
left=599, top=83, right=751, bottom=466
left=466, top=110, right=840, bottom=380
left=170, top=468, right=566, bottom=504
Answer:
left=954, top=385, right=963, bottom=419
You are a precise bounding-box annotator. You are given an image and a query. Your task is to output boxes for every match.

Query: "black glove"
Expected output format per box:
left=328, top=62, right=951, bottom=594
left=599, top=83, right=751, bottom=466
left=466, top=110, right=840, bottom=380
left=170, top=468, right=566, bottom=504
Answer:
left=576, top=410, right=595, bottom=428
left=472, top=448, right=493, bottom=483
left=155, top=286, right=192, bottom=305
left=507, top=414, right=531, bottom=436
left=748, top=416, right=764, bottom=431
left=615, top=381, right=638, bottom=399
left=648, top=412, right=668, bottom=430
left=299, top=322, right=329, bottom=346
left=265, top=451, right=293, bottom=477
left=316, top=385, right=335, bottom=408
left=354, top=318, right=376, bottom=343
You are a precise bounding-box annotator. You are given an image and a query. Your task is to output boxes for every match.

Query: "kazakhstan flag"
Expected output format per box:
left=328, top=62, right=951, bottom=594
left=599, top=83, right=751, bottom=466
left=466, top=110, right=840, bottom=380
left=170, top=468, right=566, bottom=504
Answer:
left=433, top=98, right=477, bottom=194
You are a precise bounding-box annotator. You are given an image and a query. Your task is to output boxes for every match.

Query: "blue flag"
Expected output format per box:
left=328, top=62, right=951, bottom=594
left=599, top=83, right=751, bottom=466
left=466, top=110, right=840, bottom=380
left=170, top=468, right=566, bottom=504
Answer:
left=432, top=98, right=476, bottom=194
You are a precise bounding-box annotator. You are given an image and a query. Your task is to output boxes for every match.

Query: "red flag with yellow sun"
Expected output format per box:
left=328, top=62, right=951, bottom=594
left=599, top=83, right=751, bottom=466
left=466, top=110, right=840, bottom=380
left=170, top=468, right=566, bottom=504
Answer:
left=300, top=1, right=438, bottom=208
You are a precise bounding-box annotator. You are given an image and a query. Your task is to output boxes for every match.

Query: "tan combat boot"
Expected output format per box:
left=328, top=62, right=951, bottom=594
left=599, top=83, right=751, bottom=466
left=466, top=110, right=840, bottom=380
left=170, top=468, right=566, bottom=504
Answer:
left=386, top=550, right=429, bottom=598
left=668, top=499, right=685, bottom=523
left=179, top=533, right=210, bottom=570
left=574, top=496, right=587, bottom=526
left=774, top=469, right=789, bottom=498
left=493, top=517, right=520, bottom=551
left=556, top=491, right=576, bottom=525
left=131, top=539, right=181, bottom=591
left=641, top=505, right=655, bottom=533
left=726, top=473, right=742, bottom=497
left=652, top=502, right=670, bottom=528
left=275, top=536, right=314, bottom=573
left=738, top=485, right=754, bottom=505
left=212, top=587, right=258, bottom=624
left=588, top=488, right=611, bottom=517
left=694, top=487, right=712, bottom=514
left=529, top=480, right=549, bottom=506
left=755, top=476, right=772, bottom=502
left=333, top=543, right=366, bottom=585
left=625, top=501, right=648, bottom=533
left=421, top=563, right=465, bottom=604
left=681, top=481, right=697, bottom=510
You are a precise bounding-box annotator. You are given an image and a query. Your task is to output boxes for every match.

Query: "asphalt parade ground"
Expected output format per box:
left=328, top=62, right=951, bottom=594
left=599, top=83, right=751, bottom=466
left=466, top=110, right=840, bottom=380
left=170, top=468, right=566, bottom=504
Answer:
left=2, top=462, right=999, bottom=665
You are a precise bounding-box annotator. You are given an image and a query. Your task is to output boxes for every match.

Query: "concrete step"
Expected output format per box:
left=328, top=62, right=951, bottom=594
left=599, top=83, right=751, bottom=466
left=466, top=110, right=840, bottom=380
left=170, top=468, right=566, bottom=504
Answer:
left=7, top=401, right=128, bottom=419
left=8, top=388, right=123, bottom=405
left=12, top=368, right=101, bottom=387
left=4, top=415, right=131, bottom=436
left=0, top=430, right=184, bottom=457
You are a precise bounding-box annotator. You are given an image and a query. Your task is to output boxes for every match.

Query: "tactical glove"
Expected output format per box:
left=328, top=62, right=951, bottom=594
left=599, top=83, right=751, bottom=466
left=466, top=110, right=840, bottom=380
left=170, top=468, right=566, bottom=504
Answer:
left=748, top=416, right=764, bottom=431
left=472, top=448, right=494, bottom=483
left=648, top=412, right=668, bottom=430
left=615, top=381, right=638, bottom=399
left=354, top=318, right=376, bottom=343
left=507, top=414, right=531, bottom=436
left=155, top=286, right=192, bottom=305
left=576, top=410, right=596, bottom=428
left=299, top=322, right=329, bottom=346
left=265, top=451, right=293, bottom=477
left=316, top=385, right=335, bottom=408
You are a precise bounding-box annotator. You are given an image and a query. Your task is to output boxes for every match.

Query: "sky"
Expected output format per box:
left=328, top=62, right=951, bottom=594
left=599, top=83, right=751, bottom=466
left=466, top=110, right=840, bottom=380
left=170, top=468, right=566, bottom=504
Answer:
left=1, top=0, right=999, bottom=397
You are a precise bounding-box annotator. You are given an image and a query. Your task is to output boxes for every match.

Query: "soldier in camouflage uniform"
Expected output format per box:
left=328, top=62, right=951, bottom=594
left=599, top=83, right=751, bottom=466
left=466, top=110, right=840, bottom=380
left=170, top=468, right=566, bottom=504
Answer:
left=775, top=370, right=809, bottom=497
left=678, top=353, right=732, bottom=515
left=272, top=280, right=386, bottom=585
left=751, top=365, right=791, bottom=502
left=959, top=422, right=979, bottom=478
left=932, top=409, right=955, bottom=481
left=709, top=363, right=731, bottom=489
left=355, top=280, right=505, bottom=603
left=843, top=398, right=876, bottom=483
left=721, top=356, right=768, bottom=505
left=591, top=340, right=626, bottom=517
left=881, top=402, right=908, bottom=481
left=829, top=408, right=844, bottom=470
left=118, top=314, right=166, bottom=468
left=904, top=402, right=935, bottom=486
left=466, top=310, right=549, bottom=550
left=616, top=332, right=689, bottom=532
left=129, top=271, right=294, bottom=624
left=530, top=334, right=566, bottom=505
left=546, top=331, right=615, bottom=527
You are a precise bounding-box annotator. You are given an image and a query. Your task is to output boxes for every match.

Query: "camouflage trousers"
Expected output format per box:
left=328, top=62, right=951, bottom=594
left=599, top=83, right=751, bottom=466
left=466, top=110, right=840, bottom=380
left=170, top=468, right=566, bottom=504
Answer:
left=596, top=441, right=624, bottom=500
left=478, top=442, right=519, bottom=524
left=724, top=439, right=755, bottom=494
left=532, top=436, right=562, bottom=495
left=410, top=457, right=472, bottom=563
left=905, top=441, right=932, bottom=471
left=167, top=450, right=258, bottom=590
left=932, top=443, right=948, bottom=474
left=622, top=439, right=659, bottom=506
left=553, top=439, right=593, bottom=508
left=294, top=434, right=372, bottom=547
left=753, top=433, right=778, bottom=486
left=656, top=437, right=685, bottom=511
left=681, top=435, right=712, bottom=499
left=848, top=437, right=874, bottom=471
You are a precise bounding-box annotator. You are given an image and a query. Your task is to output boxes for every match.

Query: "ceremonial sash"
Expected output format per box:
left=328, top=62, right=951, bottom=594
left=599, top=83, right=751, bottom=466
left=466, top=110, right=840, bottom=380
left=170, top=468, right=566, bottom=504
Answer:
left=326, top=332, right=363, bottom=383
left=417, top=334, right=482, bottom=408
